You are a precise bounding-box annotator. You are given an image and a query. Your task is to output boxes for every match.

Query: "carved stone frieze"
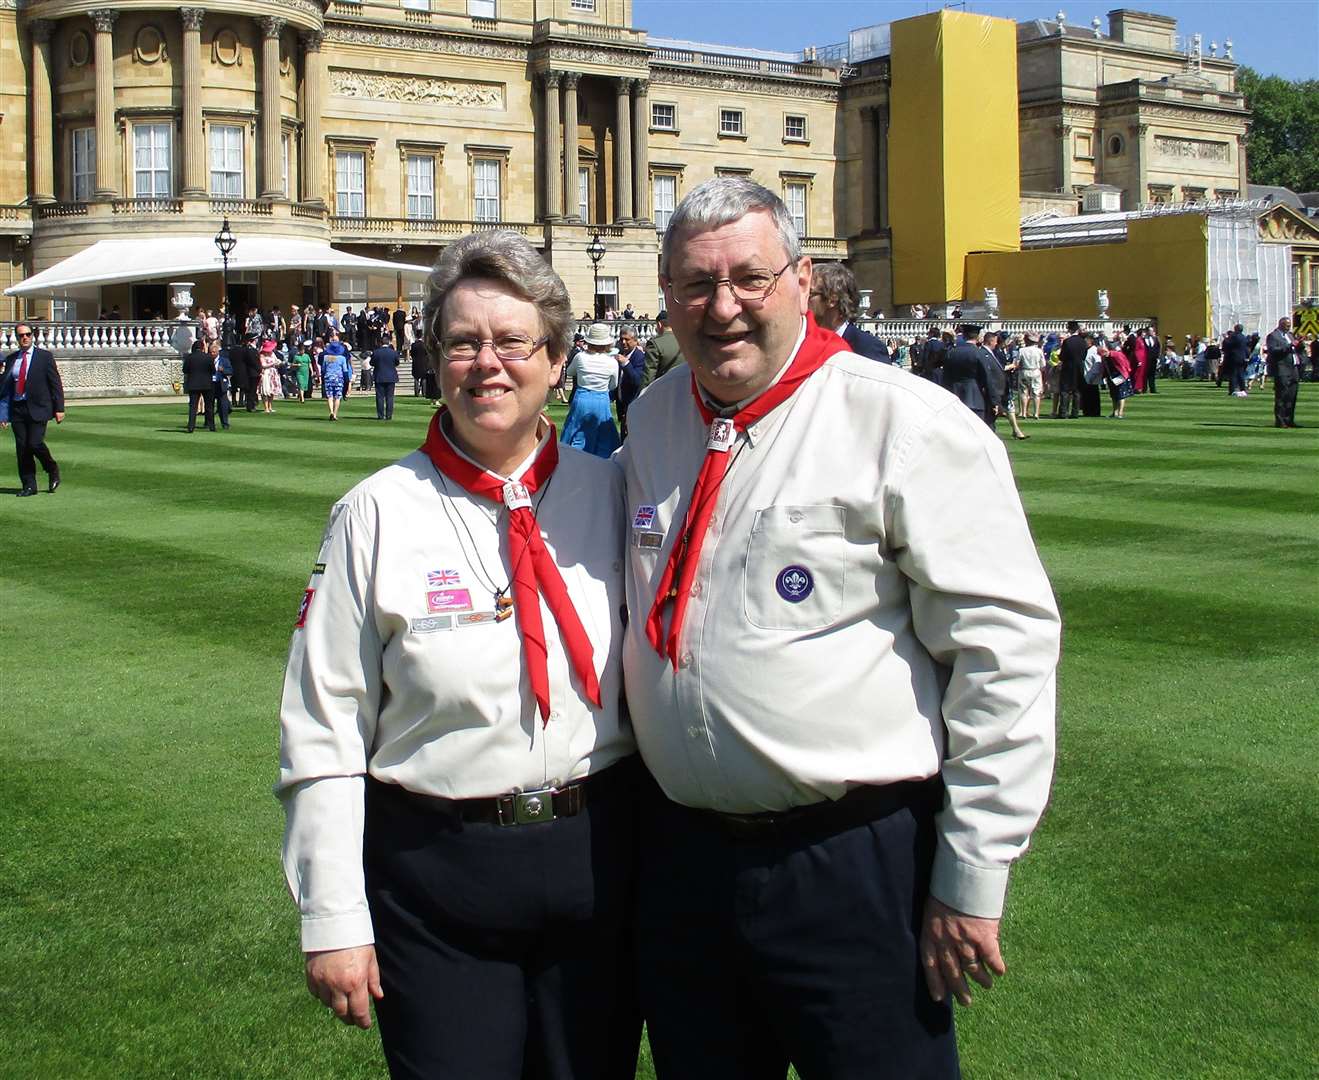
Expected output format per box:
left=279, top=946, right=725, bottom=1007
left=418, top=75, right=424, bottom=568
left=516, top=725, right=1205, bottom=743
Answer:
left=649, top=67, right=838, bottom=102
left=1153, top=134, right=1230, bottom=161
left=324, top=25, right=526, bottom=62
left=542, top=43, right=649, bottom=68
left=330, top=68, right=504, bottom=110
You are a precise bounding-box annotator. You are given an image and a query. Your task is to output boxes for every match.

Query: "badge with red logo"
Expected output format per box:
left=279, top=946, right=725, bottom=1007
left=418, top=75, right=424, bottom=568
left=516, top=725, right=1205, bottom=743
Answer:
left=295, top=588, right=315, bottom=628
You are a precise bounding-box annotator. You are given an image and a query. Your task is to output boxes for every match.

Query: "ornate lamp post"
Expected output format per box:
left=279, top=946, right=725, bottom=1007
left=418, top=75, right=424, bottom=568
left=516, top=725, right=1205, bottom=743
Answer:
left=586, top=231, right=607, bottom=319
left=214, top=217, right=237, bottom=346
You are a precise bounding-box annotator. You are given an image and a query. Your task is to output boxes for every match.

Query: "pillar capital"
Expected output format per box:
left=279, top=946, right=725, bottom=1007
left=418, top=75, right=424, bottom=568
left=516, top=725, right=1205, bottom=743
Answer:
left=562, top=71, right=581, bottom=89
left=544, top=69, right=563, bottom=89
left=29, top=18, right=56, bottom=44
left=179, top=8, right=206, bottom=32
left=631, top=78, right=649, bottom=95
left=89, top=9, right=119, bottom=33
left=258, top=15, right=286, bottom=39
left=300, top=29, right=324, bottom=52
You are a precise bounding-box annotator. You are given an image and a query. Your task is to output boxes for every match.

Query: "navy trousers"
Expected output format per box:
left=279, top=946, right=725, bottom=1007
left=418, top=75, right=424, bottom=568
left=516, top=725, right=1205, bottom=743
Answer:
left=10, top=401, right=58, bottom=490
left=636, top=772, right=960, bottom=1080
left=364, top=761, right=641, bottom=1080
left=376, top=381, right=396, bottom=420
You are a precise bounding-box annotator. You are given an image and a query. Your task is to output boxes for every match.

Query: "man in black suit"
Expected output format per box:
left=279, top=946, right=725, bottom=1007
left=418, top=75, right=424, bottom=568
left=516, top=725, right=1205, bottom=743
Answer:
left=392, top=306, right=407, bottom=351
left=1265, top=317, right=1300, bottom=427
left=1221, top=323, right=1250, bottom=397
left=3, top=323, right=64, bottom=496
left=369, top=340, right=400, bottom=420
left=231, top=333, right=260, bottom=411
left=209, top=339, right=233, bottom=429
left=1056, top=321, right=1087, bottom=419
left=941, top=325, right=1000, bottom=426
left=182, top=339, right=216, bottom=431
left=807, top=263, right=891, bottom=362
left=917, top=327, right=946, bottom=382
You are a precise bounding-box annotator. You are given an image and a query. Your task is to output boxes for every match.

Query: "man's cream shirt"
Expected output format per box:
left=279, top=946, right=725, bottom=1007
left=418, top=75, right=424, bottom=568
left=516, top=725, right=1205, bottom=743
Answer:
left=619, top=326, right=1060, bottom=919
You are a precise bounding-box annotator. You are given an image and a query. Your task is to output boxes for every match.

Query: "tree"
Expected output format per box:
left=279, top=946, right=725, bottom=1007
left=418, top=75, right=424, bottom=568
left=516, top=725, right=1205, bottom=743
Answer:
left=1238, top=67, right=1319, bottom=194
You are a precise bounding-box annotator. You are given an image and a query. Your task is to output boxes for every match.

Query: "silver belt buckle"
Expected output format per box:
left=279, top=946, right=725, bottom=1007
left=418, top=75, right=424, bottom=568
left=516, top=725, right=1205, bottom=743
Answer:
left=510, top=785, right=555, bottom=826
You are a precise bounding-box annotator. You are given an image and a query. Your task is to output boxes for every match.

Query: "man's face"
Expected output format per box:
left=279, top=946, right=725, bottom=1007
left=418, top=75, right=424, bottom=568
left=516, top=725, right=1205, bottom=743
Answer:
left=1280, top=318, right=1291, bottom=332
left=15, top=324, right=33, bottom=346
left=621, top=333, right=637, bottom=352
left=663, top=211, right=811, bottom=404
left=208, top=342, right=220, bottom=358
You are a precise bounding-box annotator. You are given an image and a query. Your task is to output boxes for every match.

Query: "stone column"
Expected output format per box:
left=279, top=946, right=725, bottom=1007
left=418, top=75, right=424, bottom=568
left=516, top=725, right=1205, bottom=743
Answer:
left=858, top=107, right=876, bottom=233
left=257, top=16, right=286, bottom=199
left=631, top=79, right=650, bottom=224
left=876, top=103, right=890, bottom=231
left=562, top=73, right=581, bottom=221
left=90, top=9, right=120, bottom=198
left=1133, top=123, right=1149, bottom=209
left=300, top=31, right=325, bottom=205
left=613, top=77, right=633, bottom=223
left=1056, top=121, right=1073, bottom=196
left=542, top=71, right=562, bottom=222
left=29, top=20, right=56, bottom=204
left=180, top=9, right=206, bottom=197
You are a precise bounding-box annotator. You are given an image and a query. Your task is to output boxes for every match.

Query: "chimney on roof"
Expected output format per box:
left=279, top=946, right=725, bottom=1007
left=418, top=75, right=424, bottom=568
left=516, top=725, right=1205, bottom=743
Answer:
left=1107, top=9, right=1177, bottom=50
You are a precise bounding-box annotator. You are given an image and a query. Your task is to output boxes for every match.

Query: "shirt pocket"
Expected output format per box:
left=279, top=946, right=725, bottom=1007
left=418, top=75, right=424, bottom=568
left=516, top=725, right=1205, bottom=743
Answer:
left=742, top=504, right=847, bottom=631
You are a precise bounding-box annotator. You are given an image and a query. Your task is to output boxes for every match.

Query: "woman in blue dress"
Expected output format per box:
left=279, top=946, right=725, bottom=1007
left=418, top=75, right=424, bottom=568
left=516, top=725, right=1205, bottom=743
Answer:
left=559, top=323, right=620, bottom=457
left=321, top=332, right=351, bottom=421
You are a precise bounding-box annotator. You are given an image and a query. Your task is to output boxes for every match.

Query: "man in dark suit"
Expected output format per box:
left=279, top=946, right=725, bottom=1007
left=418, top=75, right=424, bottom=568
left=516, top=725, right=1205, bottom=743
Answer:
left=3, top=323, right=64, bottom=496
left=1265, top=317, right=1300, bottom=427
left=640, top=311, right=685, bottom=387
left=209, top=339, right=233, bottom=429
left=369, top=340, right=400, bottom=420
left=231, top=333, right=260, bottom=411
left=1221, top=323, right=1250, bottom=397
left=1056, top=321, right=1087, bottom=419
left=616, top=328, right=646, bottom=439
left=182, top=340, right=216, bottom=432
left=392, top=306, right=407, bottom=351
left=941, top=325, right=1000, bottom=426
left=917, top=327, right=946, bottom=381
left=807, top=263, right=891, bottom=362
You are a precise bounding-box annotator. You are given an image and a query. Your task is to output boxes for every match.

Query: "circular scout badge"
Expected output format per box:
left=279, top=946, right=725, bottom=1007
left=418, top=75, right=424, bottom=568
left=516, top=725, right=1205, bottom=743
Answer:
left=775, top=565, right=814, bottom=603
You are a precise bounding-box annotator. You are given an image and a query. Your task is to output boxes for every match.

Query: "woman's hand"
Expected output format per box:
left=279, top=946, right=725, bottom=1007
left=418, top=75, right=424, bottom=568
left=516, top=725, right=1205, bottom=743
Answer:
left=305, top=945, right=384, bottom=1029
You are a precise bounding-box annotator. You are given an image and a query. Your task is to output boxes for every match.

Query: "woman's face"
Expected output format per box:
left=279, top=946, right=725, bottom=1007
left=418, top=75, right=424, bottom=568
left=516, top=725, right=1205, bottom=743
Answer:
left=438, top=278, right=563, bottom=474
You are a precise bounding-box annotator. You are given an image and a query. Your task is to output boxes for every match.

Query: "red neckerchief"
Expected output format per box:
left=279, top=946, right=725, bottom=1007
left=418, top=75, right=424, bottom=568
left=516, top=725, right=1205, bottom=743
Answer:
left=645, top=315, right=849, bottom=667
left=421, top=409, right=602, bottom=724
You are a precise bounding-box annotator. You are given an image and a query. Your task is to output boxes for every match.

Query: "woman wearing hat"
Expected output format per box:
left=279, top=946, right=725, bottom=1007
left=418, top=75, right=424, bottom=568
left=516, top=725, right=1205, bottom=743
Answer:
left=320, top=332, right=351, bottom=420
left=258, top=339, right=282, bottom=413
left=277, top=230, right=638, bottom=1077
left=559, top=322, right=621, bottom=458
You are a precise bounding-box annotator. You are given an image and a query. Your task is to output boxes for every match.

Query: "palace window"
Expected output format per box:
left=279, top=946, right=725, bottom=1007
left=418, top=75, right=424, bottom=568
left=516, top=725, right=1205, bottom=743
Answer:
left=473, top=157, right=501, bottom=222
left=282, top=132, right=291, bottom=197
left=1147, top=184, right=1173, bottom=205
left=653, top=172, right=677, bottom=231
left=336, top=274, right=367, bottom=301
left=71, top=127, right=95, bottom=202
left=209, top=124, right=244, bottom=198
left=406, top=154, right=435, bottom=220
left=468, top=0, right=495, bottom=15
left=719, top=109, right=745, bottom=136
left=133, top=123, right=173, bottom=198
left=335, top=150, right=366, bottom=216
left=784, top=115, right=807, bottom=142
left=402, top=0, right=428, bottom=11
left=651, top=103, right=676, bottom=131
left=570, top=0, right=595, bottom=11
left=784, top=181, right=808, bottom=236
left=578, top=166, right=590, bottom=223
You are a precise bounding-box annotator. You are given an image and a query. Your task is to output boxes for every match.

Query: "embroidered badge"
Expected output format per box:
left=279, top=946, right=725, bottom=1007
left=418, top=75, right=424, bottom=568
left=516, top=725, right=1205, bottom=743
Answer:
left=633, top=531, right=664, bottom=550
left=706, top=418, right=736, bottom=453
left=311, top=562, right=326, bottom=576
left=410, top=615, right=453, bottom=633
left=427, top=588, right=474, bottom=614
left=295, top=588, right=315, bottom=627
left=633, top=504, right=657, bottom=529
left=503, top=480, right=532, bottom=510
left=456, top=611, right=498, bottom=627
left=775, top=565, right=814, bottom=603
left=427, top=569, right=462, bottom=587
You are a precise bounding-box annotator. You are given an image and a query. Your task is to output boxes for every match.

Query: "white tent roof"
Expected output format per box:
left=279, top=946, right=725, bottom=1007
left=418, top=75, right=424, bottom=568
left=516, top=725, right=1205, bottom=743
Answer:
left=4, top=235, right=433, bottom=299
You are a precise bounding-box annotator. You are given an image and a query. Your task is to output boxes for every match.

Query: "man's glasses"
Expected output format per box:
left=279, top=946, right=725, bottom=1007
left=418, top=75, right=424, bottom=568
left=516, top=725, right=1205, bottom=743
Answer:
left=665, top=262, right=796, bottom=308
left=17, top=331, right=34, bottom=339
left=438, top=334, right=549, bottom=362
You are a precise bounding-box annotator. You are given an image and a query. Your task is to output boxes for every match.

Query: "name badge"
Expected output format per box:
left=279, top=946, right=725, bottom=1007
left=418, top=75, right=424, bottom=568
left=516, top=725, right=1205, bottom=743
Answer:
left=503, top=481, right=532, bottom=510
left=410, top=615, right=453, bottom=633
left=706, top=418, right=736, bottom=453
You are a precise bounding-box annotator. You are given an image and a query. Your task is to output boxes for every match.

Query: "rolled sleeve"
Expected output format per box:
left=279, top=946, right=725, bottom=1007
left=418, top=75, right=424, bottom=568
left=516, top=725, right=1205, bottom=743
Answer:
left=887, top=401, right=1061, bottom=918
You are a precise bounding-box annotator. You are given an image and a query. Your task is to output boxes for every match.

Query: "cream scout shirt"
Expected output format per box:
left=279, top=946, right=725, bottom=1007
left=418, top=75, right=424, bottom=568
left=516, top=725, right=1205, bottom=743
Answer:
left=619, top=336, right=1060, bottom=919
left=278, top=428, right=633, bottom=952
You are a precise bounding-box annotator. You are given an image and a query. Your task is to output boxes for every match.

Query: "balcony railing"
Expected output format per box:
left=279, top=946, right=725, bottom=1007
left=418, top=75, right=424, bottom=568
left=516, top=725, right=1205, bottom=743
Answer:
left=210, top=198, right=274, bottom=216
left=650, top=46, right=832, bottom=79
left=532, top=18, right=646, bottom=45
left=0, top=320, right=191, bottom=353
left=329, top=215, right=541, bottom=239
left=113, top=198, right=184, bottom=215
left=35, top=202, right=89, bottom=220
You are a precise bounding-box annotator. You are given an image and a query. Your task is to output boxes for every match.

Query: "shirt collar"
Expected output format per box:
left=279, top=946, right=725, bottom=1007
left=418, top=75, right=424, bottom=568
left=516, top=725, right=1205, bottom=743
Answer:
left=694, top=316, right=808, bottom=446
left=440, top=413, right=550, bottom=483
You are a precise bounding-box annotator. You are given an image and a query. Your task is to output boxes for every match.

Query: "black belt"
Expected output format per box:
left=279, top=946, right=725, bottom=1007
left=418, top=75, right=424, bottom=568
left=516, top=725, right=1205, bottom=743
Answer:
left=368, top=756, right=635, bottom=828
left=700, top=776, right=943, bottom=843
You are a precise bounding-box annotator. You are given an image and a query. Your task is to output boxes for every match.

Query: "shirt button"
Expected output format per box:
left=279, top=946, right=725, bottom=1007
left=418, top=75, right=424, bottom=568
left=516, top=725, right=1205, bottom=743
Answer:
left=748, top=424, right=759, bottom=437
left=549, top=710, right=561, bottom=721
left=687, top=725, right=703, bottom=739
left=689, top=582, right=702, bottom=598
left=679, top=650, right=694, bottom=668
left=612, top=560, right=622, bottom=572
left=788, top=511, right=803, bottom=523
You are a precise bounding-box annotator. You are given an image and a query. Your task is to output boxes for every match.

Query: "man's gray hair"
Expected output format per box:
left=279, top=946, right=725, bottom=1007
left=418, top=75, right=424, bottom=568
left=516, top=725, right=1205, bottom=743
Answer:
left=659, top=177, right=802, bottom=277
left=810, top=262, right=860, bottom=322
left=421, top=230, right=573, bottom=362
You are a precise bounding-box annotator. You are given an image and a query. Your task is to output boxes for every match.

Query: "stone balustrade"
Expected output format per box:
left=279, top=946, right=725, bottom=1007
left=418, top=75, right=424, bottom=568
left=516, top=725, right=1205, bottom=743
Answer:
left=1, top=320, right=193, bottom=353
left=328, top=215, right=541, bottom=240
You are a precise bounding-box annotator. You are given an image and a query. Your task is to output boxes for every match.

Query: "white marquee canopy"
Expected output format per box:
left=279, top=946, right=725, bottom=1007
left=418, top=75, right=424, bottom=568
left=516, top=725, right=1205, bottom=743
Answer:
left=4, top=235, right=434, bottom=300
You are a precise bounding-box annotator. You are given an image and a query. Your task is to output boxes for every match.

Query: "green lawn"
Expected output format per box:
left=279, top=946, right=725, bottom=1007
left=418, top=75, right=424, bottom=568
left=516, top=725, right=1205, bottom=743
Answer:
left=1, top=381, right=1315, bottom=1079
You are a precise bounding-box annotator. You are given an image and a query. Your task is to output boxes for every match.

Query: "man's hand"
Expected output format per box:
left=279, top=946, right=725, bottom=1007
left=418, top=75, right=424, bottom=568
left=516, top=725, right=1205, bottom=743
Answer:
left=54, top=412, right=65, bottom=424
left=920, top=896, right=1005, bottom=1007
left=305, top=945, right=384, bottom=1029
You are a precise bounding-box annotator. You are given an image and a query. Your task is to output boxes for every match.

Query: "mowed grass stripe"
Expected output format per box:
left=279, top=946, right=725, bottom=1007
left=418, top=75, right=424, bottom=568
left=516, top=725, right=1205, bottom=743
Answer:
left=2, top=381, right=1316, bottom=1079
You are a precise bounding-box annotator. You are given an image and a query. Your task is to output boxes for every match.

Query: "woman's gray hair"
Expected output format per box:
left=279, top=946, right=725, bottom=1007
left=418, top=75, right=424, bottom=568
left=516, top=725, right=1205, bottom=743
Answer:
left=809, top=262, right=860, bottom=322
left=421, top=230, right=573, bottom=362
left=659, top=177, right=802, bottom=277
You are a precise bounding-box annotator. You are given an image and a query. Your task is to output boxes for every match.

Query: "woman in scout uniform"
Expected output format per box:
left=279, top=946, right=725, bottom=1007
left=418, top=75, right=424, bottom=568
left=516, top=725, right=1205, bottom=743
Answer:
left=277, top=230, right=638, bottom=1080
